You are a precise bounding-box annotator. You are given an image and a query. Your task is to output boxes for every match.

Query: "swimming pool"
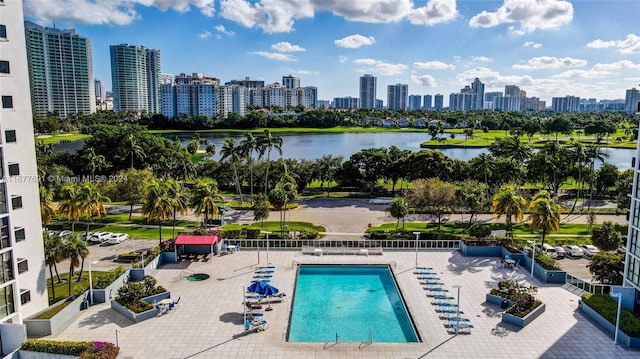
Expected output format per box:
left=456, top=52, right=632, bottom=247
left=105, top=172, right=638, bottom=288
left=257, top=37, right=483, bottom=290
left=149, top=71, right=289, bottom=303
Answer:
left=287, top=265, right=419, bottom=343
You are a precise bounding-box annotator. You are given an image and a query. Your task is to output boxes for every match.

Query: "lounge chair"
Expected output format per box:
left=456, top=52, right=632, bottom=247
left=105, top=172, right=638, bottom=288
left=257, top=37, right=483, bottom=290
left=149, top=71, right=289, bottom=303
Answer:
left=245, top=319, right=268, bottom=331
left=421, top=282, right=444, bottom=286
left=174, top=297, right=181, bottom=305
left=447, top=323, right=474, bottom=333
left=169, top=302, right=175, bottom=310
left=255, top=270, right=275, bottom=274
left=414, top=271, right=437, bottom=275
left=446, top=317, right=470, bottom=322
left=438, top=310, right=464, bottom=317
left=252, top=275, right=273, bottom=280
left=436, top=303, right=458, bottom=309
left=416, top=266, right=433, bottom=270
left=417, top=275, right=438, bottom=279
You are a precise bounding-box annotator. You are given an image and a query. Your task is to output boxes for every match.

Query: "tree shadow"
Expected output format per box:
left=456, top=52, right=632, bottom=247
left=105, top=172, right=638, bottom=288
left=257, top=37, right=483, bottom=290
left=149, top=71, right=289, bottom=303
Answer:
left=480, top=302, right=503, bottom=318
left=77, top=307, right=133, bottom=329
left=219, top=312, right=244, bottom=325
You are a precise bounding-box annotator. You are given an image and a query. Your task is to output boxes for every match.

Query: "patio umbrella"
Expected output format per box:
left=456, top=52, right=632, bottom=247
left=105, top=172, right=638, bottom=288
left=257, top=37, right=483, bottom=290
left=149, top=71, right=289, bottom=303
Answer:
left=247, top=280, right=268, bottom=293
left=259, top=284, right=279, bottom=311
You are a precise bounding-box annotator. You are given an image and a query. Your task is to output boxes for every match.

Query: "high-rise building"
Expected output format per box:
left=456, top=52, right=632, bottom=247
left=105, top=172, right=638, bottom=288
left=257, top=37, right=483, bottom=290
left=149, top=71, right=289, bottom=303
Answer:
left=471, top=78, right=484, bottom=110
left=552, top=95, right=580, bottom=112
left=408, top=95, right=422, bottom=110
left=0, top=0, right=49, bottom=349
left=434, top=94, right=444, bottom=110
left=423, top=95, right=432, bottom=110
left=282, top=75, right=300, bottom=89
left=625, top=88, right=640, bottom=114
left=333, top=97, right=359, bottom=109
left=375, top=99, right=384, bottom=109
left=110, top=44, right=161, bottom=113
left=449, top=92, right=477, bottom=111
left=504, top=85, right=520, bottom=98
left=387, top=84, right=408, bottom=111
left=24, top=21, right=95, bottom=117
left=302, top=86, right=317, bottom=109
left=94, top=79, right=103, bottom=99
left=493, top=96, right=521, bottom=111
left=225, top=77, right=264, bottom=88
left=623, top=126, right=640, bottom=312
left=484, top=92, right=503, bottom=103
left=521, top=97, right=546, bottom=111
left=359, top=74, right=376, bottom=109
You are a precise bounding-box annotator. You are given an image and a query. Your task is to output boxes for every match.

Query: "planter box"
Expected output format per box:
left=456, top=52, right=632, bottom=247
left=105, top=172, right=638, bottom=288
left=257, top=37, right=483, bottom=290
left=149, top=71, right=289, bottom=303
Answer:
left=580, top=300, right=640, bottom=348
left=459, top=241, right=503, bottom=256
left=92, top=269, right=131, bottom=304
left=503, top=303, right=546, bottom=328
left=110, top=291, right=170, bottom=323
left=18, top=351, right=77, bottom=359
left=485, top=293, right=514, bottom=308
left=24, top=293, right=89, bottom=337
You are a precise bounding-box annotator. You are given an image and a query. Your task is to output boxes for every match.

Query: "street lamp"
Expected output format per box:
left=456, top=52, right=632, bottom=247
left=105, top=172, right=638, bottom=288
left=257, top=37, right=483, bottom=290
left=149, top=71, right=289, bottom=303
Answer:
left=264, top=231, right=271, bottom=265
left=612, top=292, right=623, bottom=345
left=453, top=285, right=461, bottom=335
left=88, top=260, right=99, bottom=305
left=530, top=240, right=536, bottom=278
left=413, top=232, right=420, bottom=268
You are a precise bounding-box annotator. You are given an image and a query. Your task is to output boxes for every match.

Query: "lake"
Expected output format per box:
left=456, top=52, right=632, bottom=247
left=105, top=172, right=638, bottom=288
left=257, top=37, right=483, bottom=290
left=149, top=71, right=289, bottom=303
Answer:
left=54, top=131, right=634, bottom=170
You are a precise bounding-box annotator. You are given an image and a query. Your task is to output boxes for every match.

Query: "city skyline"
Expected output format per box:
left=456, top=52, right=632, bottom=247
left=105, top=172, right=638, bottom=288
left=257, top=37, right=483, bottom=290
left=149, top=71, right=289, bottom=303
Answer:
left=22, top=0, right=640, bottom=106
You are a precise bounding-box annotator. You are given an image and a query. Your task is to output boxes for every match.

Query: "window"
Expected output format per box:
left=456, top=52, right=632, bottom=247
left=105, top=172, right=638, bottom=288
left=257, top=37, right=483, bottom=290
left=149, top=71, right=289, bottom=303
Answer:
left=0, top=184, right=6, bottom=215
left=20, top=290, right=30, bottom=305
left=0, top=60, right=8, bottom=74
left=0, top=284, right=15, bottom=319
left=11, top=196, right=22, bottom=210
left=1, top=96, right=12, bottom=109
left=7, top=163, right=18, bottom=176
left=0, top=251, right=13, bottom=284
left=4, top=130, right=15, bottom=143
left=17, top=259, right=27, bottom=274
left=14, top=228, right=24, bottom=242
left=0, top=217, right=7, bottom=249
left=0, top=25, right=6, bottom=39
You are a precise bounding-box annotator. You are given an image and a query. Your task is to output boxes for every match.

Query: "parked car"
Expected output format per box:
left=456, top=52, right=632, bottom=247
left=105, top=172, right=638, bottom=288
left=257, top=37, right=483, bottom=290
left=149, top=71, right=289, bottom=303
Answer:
left=554, top=246, right=566, bottom=259
left=80, top=232, right=94, bottom=241
left=616, top=246, right=627, bottom=254
left=89, top=232, right=111, bottom=243
left=368, top=197, right=393, bottom=205
left=58, top=230, right=72, bottom=238
left=47, top=230, right=60, bottom=237
left=563, top=245, right=583, bottom=257
left=107, top=233, right=129, bottom=244
left=579, top=244, right=600, bottom=257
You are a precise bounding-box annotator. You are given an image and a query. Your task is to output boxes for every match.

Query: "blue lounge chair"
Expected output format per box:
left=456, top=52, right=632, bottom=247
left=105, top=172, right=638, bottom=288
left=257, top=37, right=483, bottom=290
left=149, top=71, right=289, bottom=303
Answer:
left=253, top=275, right=273, bottom=279
left=259, top=265, right=275, bottom=269
left=174, top=297, right=181, bottom=305
left=448, top=323, right=474, bottom=332
left=169, top=302, right=175, bottom=310
left=421, top=282, right=444, bottom=286
left=446, top=317, right=470, bottom=322
left=414, top=271, right=435, bottom=274
left=245, top=319, right=268, bottom=331
left=426, top=288, right=449, bottom=295
left=417, top=275, right=438, bottom=279
left=436, top=303, right=458, bottom=308
left=416, top=266, right=433, bottom=270
left=433, top=295, right=454, bottom=300
left=255, top=270, right=275, bottom=274
left=439, top=310, right=464, bottom=317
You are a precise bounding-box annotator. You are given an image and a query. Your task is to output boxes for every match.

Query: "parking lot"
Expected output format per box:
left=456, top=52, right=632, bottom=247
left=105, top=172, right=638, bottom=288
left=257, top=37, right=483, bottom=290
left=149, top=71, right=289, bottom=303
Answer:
left=557, top=255, right=593, bottom=279
left=56, top=237, right=159, bottom=272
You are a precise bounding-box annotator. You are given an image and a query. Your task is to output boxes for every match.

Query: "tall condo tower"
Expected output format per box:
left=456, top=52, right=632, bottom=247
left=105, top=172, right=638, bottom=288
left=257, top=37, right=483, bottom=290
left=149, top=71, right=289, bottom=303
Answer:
left=110, top=44, right=161, bottom=113
left=387, top=84, right=408, bottom=111
left=24, top=21, right=95, bottom=117
left=0, top=0, right=49, bottom=343
left=359, top=74, right=376, bottom=109
left=282, top=75, right=300, bottom=89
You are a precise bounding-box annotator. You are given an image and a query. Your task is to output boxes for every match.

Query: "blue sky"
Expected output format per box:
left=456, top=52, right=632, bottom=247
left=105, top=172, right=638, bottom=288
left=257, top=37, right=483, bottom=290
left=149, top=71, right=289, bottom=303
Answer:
left=23, top=0, right=640, bottom=106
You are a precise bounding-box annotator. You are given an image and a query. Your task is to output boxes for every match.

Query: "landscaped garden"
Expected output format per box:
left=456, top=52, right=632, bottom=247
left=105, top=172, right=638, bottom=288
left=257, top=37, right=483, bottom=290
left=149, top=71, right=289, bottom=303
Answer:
left=581, top=293, right=640, bottom=337
left=21, top=339, right=119, bottom=359
left=490, top=279, right=542, bottom=318
left=115, top=276, right=166, bottom=313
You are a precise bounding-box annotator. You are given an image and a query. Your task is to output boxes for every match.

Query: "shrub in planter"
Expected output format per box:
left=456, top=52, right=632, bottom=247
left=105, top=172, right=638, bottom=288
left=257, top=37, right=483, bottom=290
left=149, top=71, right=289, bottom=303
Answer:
left=116, top=275, right=165, bottom=313
left=534, top=254, right=562, bottom=270
left=192, top=228, right=208, bottom=235
left=468, top=223, right=491, bottom=238
left=94, top=266, right=127, bottom=290
left=21, top=340, right=91, bottom=356
left=490, top=279, right=542, bottom=318
left=299, top=230, right=319, bottom=240
left=116, top=252, right=141, bottom=262
left=222, top=229, right=241, bottom=239
left=582, top=294, right=640, bottom=337
left=246, top=229, right=261, bottom=238
left=79, top=341, right=119, bottom=359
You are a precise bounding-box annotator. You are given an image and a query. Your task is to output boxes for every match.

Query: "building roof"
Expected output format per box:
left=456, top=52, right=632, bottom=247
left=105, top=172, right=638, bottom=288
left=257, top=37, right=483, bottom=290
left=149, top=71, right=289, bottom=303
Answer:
left=175, top=234, right=219, bottom=246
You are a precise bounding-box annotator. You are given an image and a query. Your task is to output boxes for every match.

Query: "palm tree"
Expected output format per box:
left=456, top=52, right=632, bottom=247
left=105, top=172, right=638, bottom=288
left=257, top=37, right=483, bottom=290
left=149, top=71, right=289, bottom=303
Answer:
left=492, top=184, right=527, bottom=238
left=81, top=147, right=110, bottom=177
left=164, top=178, right=188, bottom=238
left=142, top=180, right=175, bottom=246
left=585, top=144, right=608, bottom=209
left=528, top=190, right=562, bottom=247
left=220, top=138, right=244, bottom=203
left=190, top=179, right=225, bottom=227
left=57, top=183, right=82, bottom=232
left=205, top=143, right=217, bottom=159
left=44, top=233, right=63, bottom=297
left=122, top=133, right=146, bottom=168
left=62, top=235, right=83, bottom=296
left=261, top=129, right=283, bottom=193
left=40, top=186, right=56, bottom=231
left=240, top=132, right=259, bottom=203
left=77, top=182, right=109, bottom=249
left=568, top=141, right=588, bottom=212
left=74, top=238, right=89, bottom=282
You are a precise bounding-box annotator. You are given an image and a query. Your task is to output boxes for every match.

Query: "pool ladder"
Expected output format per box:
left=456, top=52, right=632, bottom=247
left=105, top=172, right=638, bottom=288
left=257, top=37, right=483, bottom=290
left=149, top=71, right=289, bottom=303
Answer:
left=334, top=329, right=372, bottom=344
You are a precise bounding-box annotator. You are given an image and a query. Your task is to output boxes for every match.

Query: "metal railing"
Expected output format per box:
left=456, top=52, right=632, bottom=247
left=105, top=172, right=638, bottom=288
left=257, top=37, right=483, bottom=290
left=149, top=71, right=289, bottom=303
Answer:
left=565, top=274, right=613, bottom=295
left=228, top=239, right=460, bottom=250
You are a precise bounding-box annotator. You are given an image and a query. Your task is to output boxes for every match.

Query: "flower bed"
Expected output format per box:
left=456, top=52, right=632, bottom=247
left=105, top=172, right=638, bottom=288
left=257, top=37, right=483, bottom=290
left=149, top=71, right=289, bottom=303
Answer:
left=115, top=276, right=165, bottom=313
left=490, top=280, right=543, bottom=318
left=20, top=340, right=118, bottom=359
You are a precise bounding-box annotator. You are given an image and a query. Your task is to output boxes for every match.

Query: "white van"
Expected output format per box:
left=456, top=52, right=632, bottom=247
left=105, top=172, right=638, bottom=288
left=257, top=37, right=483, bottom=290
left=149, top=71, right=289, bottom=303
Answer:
left=541, top=243, right=557, bottom=258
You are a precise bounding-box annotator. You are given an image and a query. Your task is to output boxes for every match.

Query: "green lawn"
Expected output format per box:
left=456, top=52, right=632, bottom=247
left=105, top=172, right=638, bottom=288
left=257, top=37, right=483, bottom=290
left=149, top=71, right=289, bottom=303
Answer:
left=35, top=133, right=91, bottom=144
left=223, top=221, right=326, bottom=233
left=46, top=271, right=114, bottom=305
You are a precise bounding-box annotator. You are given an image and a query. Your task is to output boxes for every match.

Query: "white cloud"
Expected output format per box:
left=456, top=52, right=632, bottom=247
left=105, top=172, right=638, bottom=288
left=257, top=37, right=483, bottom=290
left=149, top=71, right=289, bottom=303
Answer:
left=214, top=24, right=235, bottom=36
left=592, top=60, right=640, bottom=71
left=587, top=34, right=640, bottom=54
left=409, top=0, right=458, bottom=25
left=314, top=0, right=413, bottom=23
left=513, top=56, right=587, bottom=70
left=413, top=61, right=455, bottom=70
left=334, top=34, right=376, bottom=48
left=339, top=56, right=348, bottom=63
left=271, top=42, right=306, bottom=52
left=457, top=67, right=535, bottom=87
left=523, top=41, right=542, bottom=48
left=469, top=0, right=573, bottom=34
left=198, top=30, right=211, bottom=39
left=250, top=51, right=296, bottom=61
left=219, top=0, right=314, bottom=33
left=551, top=69, right=612, bottom=79
left=411, top=75, right=437, bottom=87
left=23, top=0, right=214, bottom=25
left=354, top=59, right=407, bottom=76
left=297, top=70, right=320, bottom=76
left=470, top=56, right=492, bottom=62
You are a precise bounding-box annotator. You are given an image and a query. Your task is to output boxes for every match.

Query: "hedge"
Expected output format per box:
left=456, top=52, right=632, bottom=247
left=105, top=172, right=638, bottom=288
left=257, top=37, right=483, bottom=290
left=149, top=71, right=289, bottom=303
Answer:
left=93, top=266, right=127, bottom=290
left=21, top=340, right=90, bottom=356
left=534, top=254, right=562, bottom=270
left=582, top=294, right=640, bottom=337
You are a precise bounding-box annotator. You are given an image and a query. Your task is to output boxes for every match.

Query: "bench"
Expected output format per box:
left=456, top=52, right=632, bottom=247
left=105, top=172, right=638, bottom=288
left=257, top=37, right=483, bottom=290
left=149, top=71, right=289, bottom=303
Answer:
left=301, top=247, right=323, bottom=256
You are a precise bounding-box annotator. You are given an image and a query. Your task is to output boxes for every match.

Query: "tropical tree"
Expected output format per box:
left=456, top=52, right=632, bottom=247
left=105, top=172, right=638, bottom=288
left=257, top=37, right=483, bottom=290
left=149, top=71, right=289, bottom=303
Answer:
left=165, top=178, right=188, bottom=238
left=121, top=133, right=146, bottom=168
left=469, top=153, right=496, bottom=190
left=527, top=190, right=562, bottom=247
left=44, top=232, right=63, bottom=289
left=77, top=182, right=110, bottom=244
left=315, top=155, right=343, bottom=197
left=240, top=132, right=259, bottom=203
left=81, top=147, right=110, bottom=177
left=187, top=139, right=199, bottom=161
left=406, top=178, right=456, bottom=231
left=590, top=221, right=623, bottom=251
left=455, top=180, right=487, bottom=225
left=268, top=187, right=287, bottom=232
left=142, top=179, right=175, bottom=245
left=568, top=141, right=588, bottom=212
left=205, top=143, right=217, bottom=159
left=252, top=193, right=271, bottom=226
left=492, top=184, right=527, bottom=238
left=387, top=197, right=409, bottom=230
left=57, top=183, right=82, bottom=232
left=190, top=179, right=225, bottom=226
left=40, top=186, right=56, bottom=230
left=261, top=129, right=283, bottom=193
left=585, top=144, right=608, bottom=208
left=220, top=137, right=244, bottom=203
left=74, top=238, right=89, bottom=282
left=62, top=234, right=83, bottom=296
left=587, top=252, right=624, bottom=284
left=114, top=168, right=154, bottom=220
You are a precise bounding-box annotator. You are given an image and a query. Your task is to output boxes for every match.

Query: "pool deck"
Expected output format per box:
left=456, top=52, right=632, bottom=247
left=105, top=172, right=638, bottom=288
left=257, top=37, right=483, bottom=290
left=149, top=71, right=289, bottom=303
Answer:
left=48, top=250, right=639, bottom=358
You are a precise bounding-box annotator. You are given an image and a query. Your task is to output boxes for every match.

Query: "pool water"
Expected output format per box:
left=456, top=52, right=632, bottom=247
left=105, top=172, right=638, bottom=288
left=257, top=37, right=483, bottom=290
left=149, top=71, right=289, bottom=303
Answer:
left=288, top=265, right=418, bottom=343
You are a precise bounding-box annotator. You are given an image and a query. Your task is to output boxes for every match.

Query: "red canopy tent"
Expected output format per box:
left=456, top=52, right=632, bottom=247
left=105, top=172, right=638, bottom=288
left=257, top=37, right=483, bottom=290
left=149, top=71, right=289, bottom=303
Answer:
left=175, top=234, right=220, bottom=256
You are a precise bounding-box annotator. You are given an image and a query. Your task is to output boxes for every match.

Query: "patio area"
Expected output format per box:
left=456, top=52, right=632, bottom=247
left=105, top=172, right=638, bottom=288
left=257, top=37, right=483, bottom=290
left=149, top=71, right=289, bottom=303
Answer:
left=47, top=249, right=639, bottom=358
